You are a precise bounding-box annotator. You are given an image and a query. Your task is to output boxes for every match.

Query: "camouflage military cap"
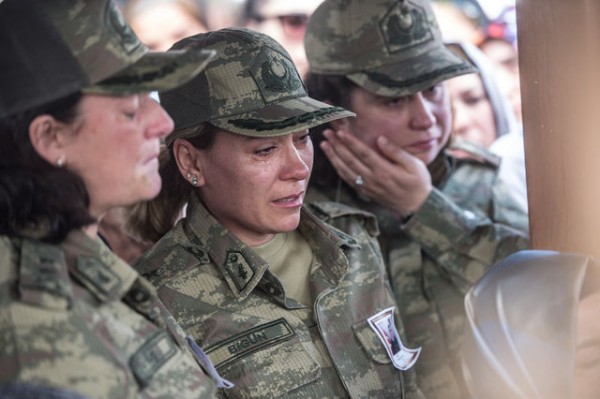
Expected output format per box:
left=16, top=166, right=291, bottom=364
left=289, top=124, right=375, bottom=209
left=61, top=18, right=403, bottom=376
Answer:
left=0, top=0, right=215, bottom=119
left=304, top=0, right=476, bottom=97
left=159, top=27, right=355, bottom=137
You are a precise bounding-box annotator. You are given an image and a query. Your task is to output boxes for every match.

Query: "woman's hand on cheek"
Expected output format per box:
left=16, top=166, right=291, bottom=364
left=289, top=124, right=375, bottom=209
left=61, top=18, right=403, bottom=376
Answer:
left=320, top=129, right=431, bottom=216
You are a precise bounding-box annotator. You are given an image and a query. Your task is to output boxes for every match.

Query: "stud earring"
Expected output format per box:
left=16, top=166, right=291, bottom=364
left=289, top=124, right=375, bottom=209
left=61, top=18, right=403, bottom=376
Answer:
left=191, top=176, right=198, bottom=186
left=186, top=172, right=192, bottom=179
left=56, top=156, right=66, bottom=167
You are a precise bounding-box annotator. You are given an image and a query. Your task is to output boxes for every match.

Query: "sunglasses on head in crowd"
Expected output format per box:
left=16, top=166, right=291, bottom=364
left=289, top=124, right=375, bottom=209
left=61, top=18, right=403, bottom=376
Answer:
left=251, top=13, right=310, bottom=38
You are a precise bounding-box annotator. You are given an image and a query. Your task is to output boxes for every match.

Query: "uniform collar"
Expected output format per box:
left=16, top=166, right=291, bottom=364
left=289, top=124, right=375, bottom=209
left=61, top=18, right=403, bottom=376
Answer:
left=183, top=194, right=356, bottom=300
left=183, top=194, right=272, bottom=300
left=297, top=207, right=358, bottom=284
left=429, top=149, right=454, bottom=187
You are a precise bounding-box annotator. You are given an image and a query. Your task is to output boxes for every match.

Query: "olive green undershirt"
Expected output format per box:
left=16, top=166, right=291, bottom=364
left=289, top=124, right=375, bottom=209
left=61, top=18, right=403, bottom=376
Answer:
left=252, top=231, right=314, bottom=305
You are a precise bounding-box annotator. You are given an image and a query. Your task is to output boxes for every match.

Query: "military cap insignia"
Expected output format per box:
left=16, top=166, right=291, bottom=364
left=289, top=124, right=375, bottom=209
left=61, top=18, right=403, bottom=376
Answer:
left=250, top=46, right=304, bottom=103
left=224, top=251, right=255, bottom=292
left=379, top=0, right=433, bottom=51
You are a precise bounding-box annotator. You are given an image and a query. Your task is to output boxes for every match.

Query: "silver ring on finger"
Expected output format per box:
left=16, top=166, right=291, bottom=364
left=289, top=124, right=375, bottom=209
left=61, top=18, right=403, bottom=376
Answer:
left=354, top=174, right=364, bottom=186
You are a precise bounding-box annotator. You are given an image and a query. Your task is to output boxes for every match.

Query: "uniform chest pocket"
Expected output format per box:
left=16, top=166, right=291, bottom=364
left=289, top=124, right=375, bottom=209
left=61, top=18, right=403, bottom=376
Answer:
left=351, top=319, right=408, bottom=398
left=352, top=319, right=393, bottom=364
left=206, top=318, right=320, bottom=398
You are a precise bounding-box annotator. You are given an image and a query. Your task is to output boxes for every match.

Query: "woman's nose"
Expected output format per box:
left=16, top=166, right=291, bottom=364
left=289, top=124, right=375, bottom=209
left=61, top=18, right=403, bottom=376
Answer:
left=146, top=97, right=175, bottom=140
left=409, top=92, right=436, bottom=130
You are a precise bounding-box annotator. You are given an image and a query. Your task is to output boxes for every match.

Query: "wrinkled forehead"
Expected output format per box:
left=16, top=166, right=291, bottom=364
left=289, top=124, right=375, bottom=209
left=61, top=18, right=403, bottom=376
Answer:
left=256, top=0, right=323, bottom=15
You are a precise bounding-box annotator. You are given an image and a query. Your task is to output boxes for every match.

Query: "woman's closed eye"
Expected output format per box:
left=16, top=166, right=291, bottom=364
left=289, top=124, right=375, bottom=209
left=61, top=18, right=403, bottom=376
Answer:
left=385, top=96, right=410, bottom=107
left=423, top=84, right=444, bottom=101
left=255, top=145, right=277, bottom=156
left=295, top=132, right=312, bottom=146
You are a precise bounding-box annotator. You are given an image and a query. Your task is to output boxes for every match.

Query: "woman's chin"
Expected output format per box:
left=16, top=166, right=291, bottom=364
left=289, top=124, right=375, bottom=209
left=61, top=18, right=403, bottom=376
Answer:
left=134, top=175, right=163, bottom=203
left=276, top=216, right=302, bottom=233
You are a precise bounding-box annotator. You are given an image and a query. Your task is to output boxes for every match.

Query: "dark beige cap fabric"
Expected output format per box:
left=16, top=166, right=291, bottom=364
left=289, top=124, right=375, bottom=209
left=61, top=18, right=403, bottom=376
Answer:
left=305, top=0, right=476, bottom=97
left=0, top=0, right=215, bottom=118
left=160, top=28, right=355, bottom=138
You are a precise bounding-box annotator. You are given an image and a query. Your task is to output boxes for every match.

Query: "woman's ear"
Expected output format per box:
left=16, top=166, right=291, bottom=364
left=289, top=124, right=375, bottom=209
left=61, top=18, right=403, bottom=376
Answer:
left=173, top=138, right=206, bottom=187
left=28, top=114, right=67, bottom=166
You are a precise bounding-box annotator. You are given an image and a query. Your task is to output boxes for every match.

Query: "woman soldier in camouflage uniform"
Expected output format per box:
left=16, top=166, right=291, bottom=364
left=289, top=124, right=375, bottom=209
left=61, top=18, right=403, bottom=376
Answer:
left=302, top=0, right=529, bottom=398
left=127, top=28, right=426, bottom=398
left=0, top=0, right=224, bottom=397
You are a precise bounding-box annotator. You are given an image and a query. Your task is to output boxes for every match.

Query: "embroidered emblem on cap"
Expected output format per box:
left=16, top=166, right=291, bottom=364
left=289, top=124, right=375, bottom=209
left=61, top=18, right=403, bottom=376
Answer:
left=224, top=251, right=255, bottom=292
left=250, top=46, right=304, bottom=103
left=379, top=0, right=433, bottom=52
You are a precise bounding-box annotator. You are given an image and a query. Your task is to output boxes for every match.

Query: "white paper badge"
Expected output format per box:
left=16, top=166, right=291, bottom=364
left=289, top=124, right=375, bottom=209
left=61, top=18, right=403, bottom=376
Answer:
left=368, top=307, right=421, bottom=370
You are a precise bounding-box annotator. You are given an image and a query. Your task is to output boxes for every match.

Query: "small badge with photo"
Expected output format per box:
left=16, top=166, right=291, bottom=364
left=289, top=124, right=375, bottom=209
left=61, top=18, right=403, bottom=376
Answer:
left=368, top=307, right=421, bottom=370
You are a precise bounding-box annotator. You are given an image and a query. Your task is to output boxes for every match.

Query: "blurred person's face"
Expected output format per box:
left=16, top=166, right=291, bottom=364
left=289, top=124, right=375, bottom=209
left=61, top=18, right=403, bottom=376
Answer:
left=245, top=0, right=323, bottom=77
left=60, top=94, right=173, bottom=218
left=480, top=39, right=519, bottom=77
left=192, top=129, right=313, bottom=246
left=129, top=3, right=207, bottom=51
left=336, top=83, right=452, bottom=165
left=432, top=2, right=482, bottom=44
left=479, top=39, right=522, bottom=122
left=447, top=73, right=497, bottom=148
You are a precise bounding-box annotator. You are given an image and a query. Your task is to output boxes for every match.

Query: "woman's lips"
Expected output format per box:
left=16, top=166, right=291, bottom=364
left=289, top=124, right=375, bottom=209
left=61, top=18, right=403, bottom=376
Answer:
left=408, top=138, right=437, bottom=151
left=274, top=192, right=304, bottom=208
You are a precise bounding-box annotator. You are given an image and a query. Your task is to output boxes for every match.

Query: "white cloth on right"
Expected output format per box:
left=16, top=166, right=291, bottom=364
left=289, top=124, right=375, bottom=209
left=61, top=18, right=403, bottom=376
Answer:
left=462, top=250, right=600, bottom=399
left=489, top=128, right=528, bottom=212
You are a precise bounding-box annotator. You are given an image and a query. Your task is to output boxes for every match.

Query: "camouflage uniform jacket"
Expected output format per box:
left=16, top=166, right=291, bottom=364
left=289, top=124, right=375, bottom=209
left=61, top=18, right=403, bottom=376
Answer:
left=306, top=145, right=530, bottom=399
left=0, top=230, right=217, bottom=399
left=134, top=194, right=426, bottom=399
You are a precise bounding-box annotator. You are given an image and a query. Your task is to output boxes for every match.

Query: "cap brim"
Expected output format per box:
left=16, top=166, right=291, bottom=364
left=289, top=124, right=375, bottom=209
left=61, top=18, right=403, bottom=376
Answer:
left=346, top=44, right=476, bottom=97
left=210, top=96, right=355, bottom=137
left=82, top=48, right=216, bottom=95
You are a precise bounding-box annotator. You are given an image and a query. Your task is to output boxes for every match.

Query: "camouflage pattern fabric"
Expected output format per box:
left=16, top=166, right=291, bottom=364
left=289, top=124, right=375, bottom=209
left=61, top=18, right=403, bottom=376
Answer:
left=443, top=139, right=529, bottom=234
left=304, top=0, right=476, bottom=97
left=0, top=383, right=90, bottom=399
left=160, top=27, right=354, bottom=139
left=135, top=193, right=426, bottom=399
left=0, top=0, right=214, bottom=119
left=0, top=230, right=217, bottom=399
left=306, top=146, right=530, bottom=399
